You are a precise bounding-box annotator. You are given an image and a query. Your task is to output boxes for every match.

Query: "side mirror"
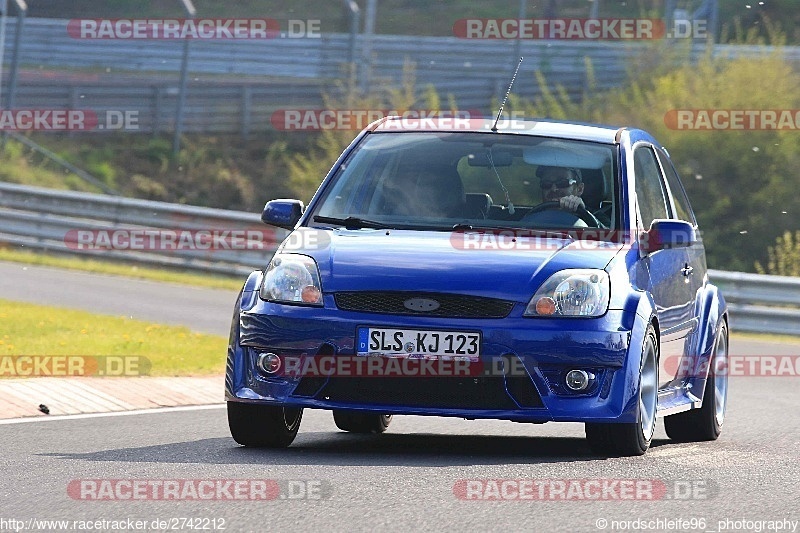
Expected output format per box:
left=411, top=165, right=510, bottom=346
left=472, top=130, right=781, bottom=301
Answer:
left=261, top=199, right=304, bottom=230
left=640, top=219, right=696, bottom=254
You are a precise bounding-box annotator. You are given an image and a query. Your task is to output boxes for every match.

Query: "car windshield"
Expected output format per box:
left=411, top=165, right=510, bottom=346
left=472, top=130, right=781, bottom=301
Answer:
left=310, top=131, right=618, bottom=233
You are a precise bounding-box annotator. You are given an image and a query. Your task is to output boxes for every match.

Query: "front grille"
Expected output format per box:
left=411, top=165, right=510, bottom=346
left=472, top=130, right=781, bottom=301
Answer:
left=310, top=376, right=541, bottom=410
left=334, top=292, right=514, bottom=318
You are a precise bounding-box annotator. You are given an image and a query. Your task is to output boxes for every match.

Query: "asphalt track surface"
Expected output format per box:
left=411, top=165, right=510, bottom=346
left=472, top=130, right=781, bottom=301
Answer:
left=0, top=261, right=237, bottom=336
left=1, top=261, right=799, bottom=532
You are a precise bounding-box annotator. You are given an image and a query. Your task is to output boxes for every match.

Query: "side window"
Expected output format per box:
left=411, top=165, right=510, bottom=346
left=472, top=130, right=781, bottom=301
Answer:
left=656, top=148, right=696, bottom=225
left=633, top=146, right=669, bottom=229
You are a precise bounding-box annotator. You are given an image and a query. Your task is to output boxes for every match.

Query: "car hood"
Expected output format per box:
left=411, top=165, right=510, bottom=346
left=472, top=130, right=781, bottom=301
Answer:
left=290, top=228, right=623, bottom=302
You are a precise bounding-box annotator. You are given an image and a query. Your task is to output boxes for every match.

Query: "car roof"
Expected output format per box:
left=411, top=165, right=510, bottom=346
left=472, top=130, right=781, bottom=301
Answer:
left=370, top=116, right=630, bottom=144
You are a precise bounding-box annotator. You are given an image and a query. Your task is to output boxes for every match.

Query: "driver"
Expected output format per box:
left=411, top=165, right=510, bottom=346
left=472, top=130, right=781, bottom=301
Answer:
left=536, top=166, right=586, bottom=212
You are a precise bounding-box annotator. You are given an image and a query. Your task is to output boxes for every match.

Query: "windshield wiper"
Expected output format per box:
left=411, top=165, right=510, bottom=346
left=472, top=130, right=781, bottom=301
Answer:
left=313, top=215, right=393, bottom=229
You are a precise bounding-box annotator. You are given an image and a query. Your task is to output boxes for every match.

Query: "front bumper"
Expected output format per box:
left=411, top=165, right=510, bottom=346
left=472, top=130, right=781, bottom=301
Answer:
left=226, top=292, right=640, bottom=423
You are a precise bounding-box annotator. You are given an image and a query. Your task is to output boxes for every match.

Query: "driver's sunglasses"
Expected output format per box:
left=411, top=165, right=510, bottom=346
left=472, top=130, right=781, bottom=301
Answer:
left=540, top=178, right=576, bottom=189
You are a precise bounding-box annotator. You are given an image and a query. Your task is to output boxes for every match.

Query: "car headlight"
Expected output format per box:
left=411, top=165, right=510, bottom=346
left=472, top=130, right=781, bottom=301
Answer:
left=260, top=253, right=323, bottom=306
left=524, top=269, right=610, bottom=317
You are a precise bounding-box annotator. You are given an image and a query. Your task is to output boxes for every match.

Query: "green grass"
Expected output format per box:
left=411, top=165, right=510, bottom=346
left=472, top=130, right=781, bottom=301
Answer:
left=0, top=247, right=245, bottom=291
left=0, top=299, right=227, bottom=376
left=0, top=137, right=104, bottom=193
left=731, top=331, right=800, bottom=344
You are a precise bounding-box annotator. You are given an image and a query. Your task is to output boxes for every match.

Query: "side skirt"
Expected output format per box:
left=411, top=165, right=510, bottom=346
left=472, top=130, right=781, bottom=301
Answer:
left=656, top=385, right=702, bottom=418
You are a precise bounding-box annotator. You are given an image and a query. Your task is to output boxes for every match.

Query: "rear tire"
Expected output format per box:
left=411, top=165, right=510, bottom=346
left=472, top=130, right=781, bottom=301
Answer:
left=665, top=321, right=728, bottom=442
left=586, top=325, right=659, bottom=456
left=333, top=410, right=392, bottom=434
left=227, top=402, right=302, bottom=448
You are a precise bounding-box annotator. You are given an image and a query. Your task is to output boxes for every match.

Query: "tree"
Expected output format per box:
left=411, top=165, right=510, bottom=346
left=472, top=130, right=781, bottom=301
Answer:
left=756, top=231, right=800, bottom=277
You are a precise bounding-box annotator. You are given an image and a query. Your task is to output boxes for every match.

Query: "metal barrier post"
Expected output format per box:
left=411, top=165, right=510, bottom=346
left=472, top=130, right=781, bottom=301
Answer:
left=342, top=0, right=360, bottom=86
left=360, top=0, right=377, bottom=93
left=0, top=0, right=8, bottom=107
left=0, top=0, right=25, bottom=150
left=5, top=0, right=24, bottom=111
left=173, top=0, right=196, bottom=156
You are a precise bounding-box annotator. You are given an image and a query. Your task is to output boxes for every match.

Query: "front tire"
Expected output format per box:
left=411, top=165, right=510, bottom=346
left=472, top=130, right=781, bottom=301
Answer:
left=333, top=410, right=392, bottom=434
left=228, top=402, right=302, bottom=447
left=665, top=321, right=728, bottom=442
left=586, top=324, right=659, bottom=456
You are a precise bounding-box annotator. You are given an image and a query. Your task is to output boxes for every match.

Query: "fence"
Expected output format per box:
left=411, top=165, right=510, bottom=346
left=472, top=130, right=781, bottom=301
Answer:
left=4, top=18, right=800, bottom=135
left=7, top=78, right=328, bottom=138
left=1, top=181, right=797, bottom=335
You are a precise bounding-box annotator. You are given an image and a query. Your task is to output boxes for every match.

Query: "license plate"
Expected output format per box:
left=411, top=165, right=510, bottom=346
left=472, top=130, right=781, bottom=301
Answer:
left=357, top=327, right=481, bottom=359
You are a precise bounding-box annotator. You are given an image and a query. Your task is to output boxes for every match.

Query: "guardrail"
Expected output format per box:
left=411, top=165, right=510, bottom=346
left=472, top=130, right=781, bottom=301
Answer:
left=0, top=181, right=284, bottom=277
left=708, top=269, right=800, bottom=336
left=1, top=182, right=798, bottom=335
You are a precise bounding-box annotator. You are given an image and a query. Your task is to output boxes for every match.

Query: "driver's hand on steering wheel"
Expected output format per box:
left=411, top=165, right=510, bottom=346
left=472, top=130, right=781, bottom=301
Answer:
left=559, top=195, right=586, bottom=212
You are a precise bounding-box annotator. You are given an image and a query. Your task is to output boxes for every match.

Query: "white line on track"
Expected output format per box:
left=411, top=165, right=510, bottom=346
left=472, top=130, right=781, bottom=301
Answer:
left=0, top=403, right=225, bottom=425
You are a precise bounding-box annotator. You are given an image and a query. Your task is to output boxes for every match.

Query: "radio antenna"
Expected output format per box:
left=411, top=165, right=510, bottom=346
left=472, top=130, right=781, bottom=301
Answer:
left=491, top=56, right=524, bottom=132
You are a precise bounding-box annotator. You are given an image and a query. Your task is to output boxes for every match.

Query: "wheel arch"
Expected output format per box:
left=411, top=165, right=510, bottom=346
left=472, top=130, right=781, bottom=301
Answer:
left=612, top=293, right=659, bottom=421
left=226, top=271, right=263, bottom=401
left=688, top=281, right=729, bottom=397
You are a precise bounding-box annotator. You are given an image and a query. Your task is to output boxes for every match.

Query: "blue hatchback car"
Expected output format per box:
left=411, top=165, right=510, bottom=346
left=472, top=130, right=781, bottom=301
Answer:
left=226, top=117, right=729, bottom=456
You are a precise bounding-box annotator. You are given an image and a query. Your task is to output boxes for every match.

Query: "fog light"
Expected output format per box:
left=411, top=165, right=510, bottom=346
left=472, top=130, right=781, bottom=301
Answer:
left=257, top=352, right=282, bottom=374
left=565, top=369, right=591, bottom=391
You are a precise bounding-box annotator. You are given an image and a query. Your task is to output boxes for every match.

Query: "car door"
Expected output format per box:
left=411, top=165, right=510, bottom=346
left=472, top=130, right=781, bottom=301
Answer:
left=633, top=144, right=695, bottom=387
left=655, top=147, right=706, bottom=369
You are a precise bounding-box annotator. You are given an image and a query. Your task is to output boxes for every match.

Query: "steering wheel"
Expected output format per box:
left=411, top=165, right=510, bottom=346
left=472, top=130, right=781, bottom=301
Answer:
left=522, top=201, right=602, bottom=227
